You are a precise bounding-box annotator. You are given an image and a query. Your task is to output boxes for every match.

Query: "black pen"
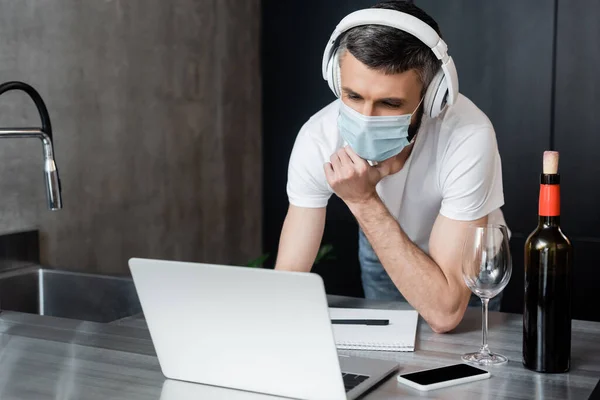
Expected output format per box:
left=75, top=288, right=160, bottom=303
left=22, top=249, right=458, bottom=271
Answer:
left=331, top=319, right=389, bottom=326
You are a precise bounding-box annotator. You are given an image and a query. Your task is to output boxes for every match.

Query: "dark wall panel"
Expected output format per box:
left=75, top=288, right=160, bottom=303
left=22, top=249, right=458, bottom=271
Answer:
left=554, top=0, right=600, bottom=237
left=504, top=235, right=526, bottom=314
left=569, top=240, right=600, bottom=322
left=554, top=0, right=600, bottom=322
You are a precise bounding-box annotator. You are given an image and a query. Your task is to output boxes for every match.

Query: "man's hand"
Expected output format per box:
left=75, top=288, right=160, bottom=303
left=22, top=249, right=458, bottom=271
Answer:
left=323, top=145, right=413, bottom=204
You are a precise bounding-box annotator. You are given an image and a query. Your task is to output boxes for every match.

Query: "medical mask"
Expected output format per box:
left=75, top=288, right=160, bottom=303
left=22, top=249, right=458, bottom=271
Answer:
left=337, top=99, right=422, bottom=162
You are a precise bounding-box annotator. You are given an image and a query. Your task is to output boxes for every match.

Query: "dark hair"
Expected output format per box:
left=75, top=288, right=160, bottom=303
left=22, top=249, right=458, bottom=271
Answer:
left=338, top=1, right=442, bottom=93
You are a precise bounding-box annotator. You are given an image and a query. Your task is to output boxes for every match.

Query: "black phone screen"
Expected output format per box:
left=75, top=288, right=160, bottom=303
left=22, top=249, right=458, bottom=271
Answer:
left=400, top=364, right=488, bottom=386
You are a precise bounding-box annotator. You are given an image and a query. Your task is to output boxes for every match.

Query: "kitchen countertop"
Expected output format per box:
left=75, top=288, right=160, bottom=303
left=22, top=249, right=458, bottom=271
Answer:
left=0, top=295, right=598, bottom=399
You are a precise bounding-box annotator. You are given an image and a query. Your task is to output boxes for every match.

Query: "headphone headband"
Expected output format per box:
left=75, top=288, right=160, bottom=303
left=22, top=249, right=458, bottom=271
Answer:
left=322, top=9, right=459, bottom=115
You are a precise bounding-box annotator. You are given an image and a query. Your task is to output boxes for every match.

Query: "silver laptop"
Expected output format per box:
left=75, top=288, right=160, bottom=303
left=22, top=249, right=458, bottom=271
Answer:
left=129, top=258, right=398, bottom=400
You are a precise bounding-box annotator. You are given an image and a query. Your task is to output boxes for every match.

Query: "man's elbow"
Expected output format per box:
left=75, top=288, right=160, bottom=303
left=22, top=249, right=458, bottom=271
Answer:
left=427, top=304, right=467, bottom=334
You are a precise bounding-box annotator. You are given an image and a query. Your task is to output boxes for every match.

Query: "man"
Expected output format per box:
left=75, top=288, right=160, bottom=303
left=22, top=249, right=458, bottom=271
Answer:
left=275, top=1, right=506, bottom=333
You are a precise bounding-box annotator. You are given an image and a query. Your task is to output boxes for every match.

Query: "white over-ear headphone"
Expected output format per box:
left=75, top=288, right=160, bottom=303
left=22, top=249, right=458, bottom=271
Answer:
left=322, top=9, right=459, bottom=118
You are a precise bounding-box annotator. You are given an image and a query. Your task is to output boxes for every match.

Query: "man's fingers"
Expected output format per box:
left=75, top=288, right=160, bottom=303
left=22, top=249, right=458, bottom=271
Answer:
left=323, top=162, right=335, bottom=183
left=329, top=153, right=342, bottom=172
left=336, top=148, right=353, bottom=166
left=344, top=145, right=367, bottom=166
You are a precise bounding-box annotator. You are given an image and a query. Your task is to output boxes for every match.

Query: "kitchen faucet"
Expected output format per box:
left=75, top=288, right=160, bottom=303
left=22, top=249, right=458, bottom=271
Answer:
left=0, top=81, right=62, bottom=210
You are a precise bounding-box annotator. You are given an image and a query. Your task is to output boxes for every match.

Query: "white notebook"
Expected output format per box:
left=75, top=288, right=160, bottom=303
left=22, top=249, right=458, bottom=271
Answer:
left=329, top=308, right=419, bottom=352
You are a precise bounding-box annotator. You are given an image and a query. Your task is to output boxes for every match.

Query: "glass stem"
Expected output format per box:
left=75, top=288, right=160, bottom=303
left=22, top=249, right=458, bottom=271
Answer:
left=480, top=298, right=490, bottom=355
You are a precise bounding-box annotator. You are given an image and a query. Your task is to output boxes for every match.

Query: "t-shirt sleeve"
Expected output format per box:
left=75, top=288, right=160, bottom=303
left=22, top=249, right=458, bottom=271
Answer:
left=438, top=125, right=505, bottom=221
left=286, top=125, right=333, bottom=208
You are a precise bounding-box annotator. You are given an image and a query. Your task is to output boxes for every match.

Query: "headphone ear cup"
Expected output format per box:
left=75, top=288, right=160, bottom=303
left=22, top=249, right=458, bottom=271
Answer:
left=326, top=49, right=338, bottom=96
left=423, top=69, right=447, bottom=118
left=330, top=49, right=342, bottom=97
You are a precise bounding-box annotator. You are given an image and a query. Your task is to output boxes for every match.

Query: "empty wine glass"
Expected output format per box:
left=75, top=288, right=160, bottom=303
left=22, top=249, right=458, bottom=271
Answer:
left=462, top=224, right=512, bottom=365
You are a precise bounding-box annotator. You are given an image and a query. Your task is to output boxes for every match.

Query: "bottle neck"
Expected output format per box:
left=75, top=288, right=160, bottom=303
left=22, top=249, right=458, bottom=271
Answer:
left=538, top=215, right=560, bottom=228
left=538, top=174, right=561, bottom=224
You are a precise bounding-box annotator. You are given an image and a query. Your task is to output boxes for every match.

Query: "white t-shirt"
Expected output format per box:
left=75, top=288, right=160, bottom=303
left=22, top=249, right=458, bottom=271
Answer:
left=286, top=94, right=506, bottom=254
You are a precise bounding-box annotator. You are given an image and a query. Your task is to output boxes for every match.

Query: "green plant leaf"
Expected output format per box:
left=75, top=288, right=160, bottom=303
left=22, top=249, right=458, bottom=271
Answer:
left=246, top=253, right=270, bottom=268
left=314, top=244, right=335, bottom=264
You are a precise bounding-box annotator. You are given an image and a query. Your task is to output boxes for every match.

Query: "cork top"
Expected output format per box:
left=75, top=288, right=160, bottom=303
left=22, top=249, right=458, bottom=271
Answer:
left=543, top=151, right=559, bottom=174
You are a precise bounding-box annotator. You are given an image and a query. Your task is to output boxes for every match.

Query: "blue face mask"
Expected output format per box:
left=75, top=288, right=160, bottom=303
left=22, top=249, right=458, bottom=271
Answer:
left=337, top=99, right=422, bottom=162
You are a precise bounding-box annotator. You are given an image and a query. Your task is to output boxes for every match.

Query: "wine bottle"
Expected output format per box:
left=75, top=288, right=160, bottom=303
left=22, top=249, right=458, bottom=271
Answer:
left=523, top=151, right=573, bottom=373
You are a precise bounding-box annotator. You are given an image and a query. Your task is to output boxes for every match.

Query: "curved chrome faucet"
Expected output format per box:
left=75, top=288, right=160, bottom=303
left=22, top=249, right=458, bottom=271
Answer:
left=0, top=81, right=62, bottom=210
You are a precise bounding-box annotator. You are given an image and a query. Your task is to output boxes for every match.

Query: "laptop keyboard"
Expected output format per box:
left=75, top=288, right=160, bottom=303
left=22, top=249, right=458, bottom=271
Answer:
left=342, top=372, right=370, bottom=392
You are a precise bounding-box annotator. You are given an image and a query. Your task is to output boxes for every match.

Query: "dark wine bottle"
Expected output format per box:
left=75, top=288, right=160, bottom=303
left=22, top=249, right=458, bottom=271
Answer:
left=523, top=151, right=573, bottom=373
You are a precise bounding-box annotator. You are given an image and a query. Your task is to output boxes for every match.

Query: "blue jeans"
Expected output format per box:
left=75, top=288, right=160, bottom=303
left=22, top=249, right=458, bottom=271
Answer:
left=358, top=229, right=502, bottom=311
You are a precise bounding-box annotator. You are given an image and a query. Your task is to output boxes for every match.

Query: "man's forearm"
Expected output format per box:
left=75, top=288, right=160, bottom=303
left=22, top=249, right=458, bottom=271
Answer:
left=347, top=196, right=463, bottom=328
left=274, top=205, right=326, bottom=272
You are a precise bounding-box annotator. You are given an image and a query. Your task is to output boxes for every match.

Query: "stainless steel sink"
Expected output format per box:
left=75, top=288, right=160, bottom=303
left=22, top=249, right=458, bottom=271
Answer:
left=0, top=266, right=142, bottom=323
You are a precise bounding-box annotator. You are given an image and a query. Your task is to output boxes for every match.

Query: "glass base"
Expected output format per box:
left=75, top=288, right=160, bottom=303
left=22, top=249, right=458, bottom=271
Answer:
left=462, top=351, right=508, bottom=366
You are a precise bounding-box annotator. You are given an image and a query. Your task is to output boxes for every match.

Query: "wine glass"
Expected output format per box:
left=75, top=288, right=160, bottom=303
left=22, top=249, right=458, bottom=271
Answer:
left=461, top=224, right=512, bottom=365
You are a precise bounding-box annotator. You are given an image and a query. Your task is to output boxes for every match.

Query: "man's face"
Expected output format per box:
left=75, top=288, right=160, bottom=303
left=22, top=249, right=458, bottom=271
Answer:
left=339, top=51, right=424, bottom=125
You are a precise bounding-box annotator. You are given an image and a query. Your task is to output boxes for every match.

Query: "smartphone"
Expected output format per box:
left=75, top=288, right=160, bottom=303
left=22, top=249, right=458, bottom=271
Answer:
left=397, top=363, right=490, bottom=392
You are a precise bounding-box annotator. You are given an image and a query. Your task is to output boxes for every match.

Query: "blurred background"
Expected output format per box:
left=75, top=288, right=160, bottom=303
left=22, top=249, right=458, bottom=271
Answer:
left=0, top=1, right=598, bottom=321
left=0, top=1, right=261, bottom=272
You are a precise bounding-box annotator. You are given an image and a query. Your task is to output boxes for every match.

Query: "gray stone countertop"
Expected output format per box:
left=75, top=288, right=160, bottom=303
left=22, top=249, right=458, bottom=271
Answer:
left=0, top=295, right=597, bottom=399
